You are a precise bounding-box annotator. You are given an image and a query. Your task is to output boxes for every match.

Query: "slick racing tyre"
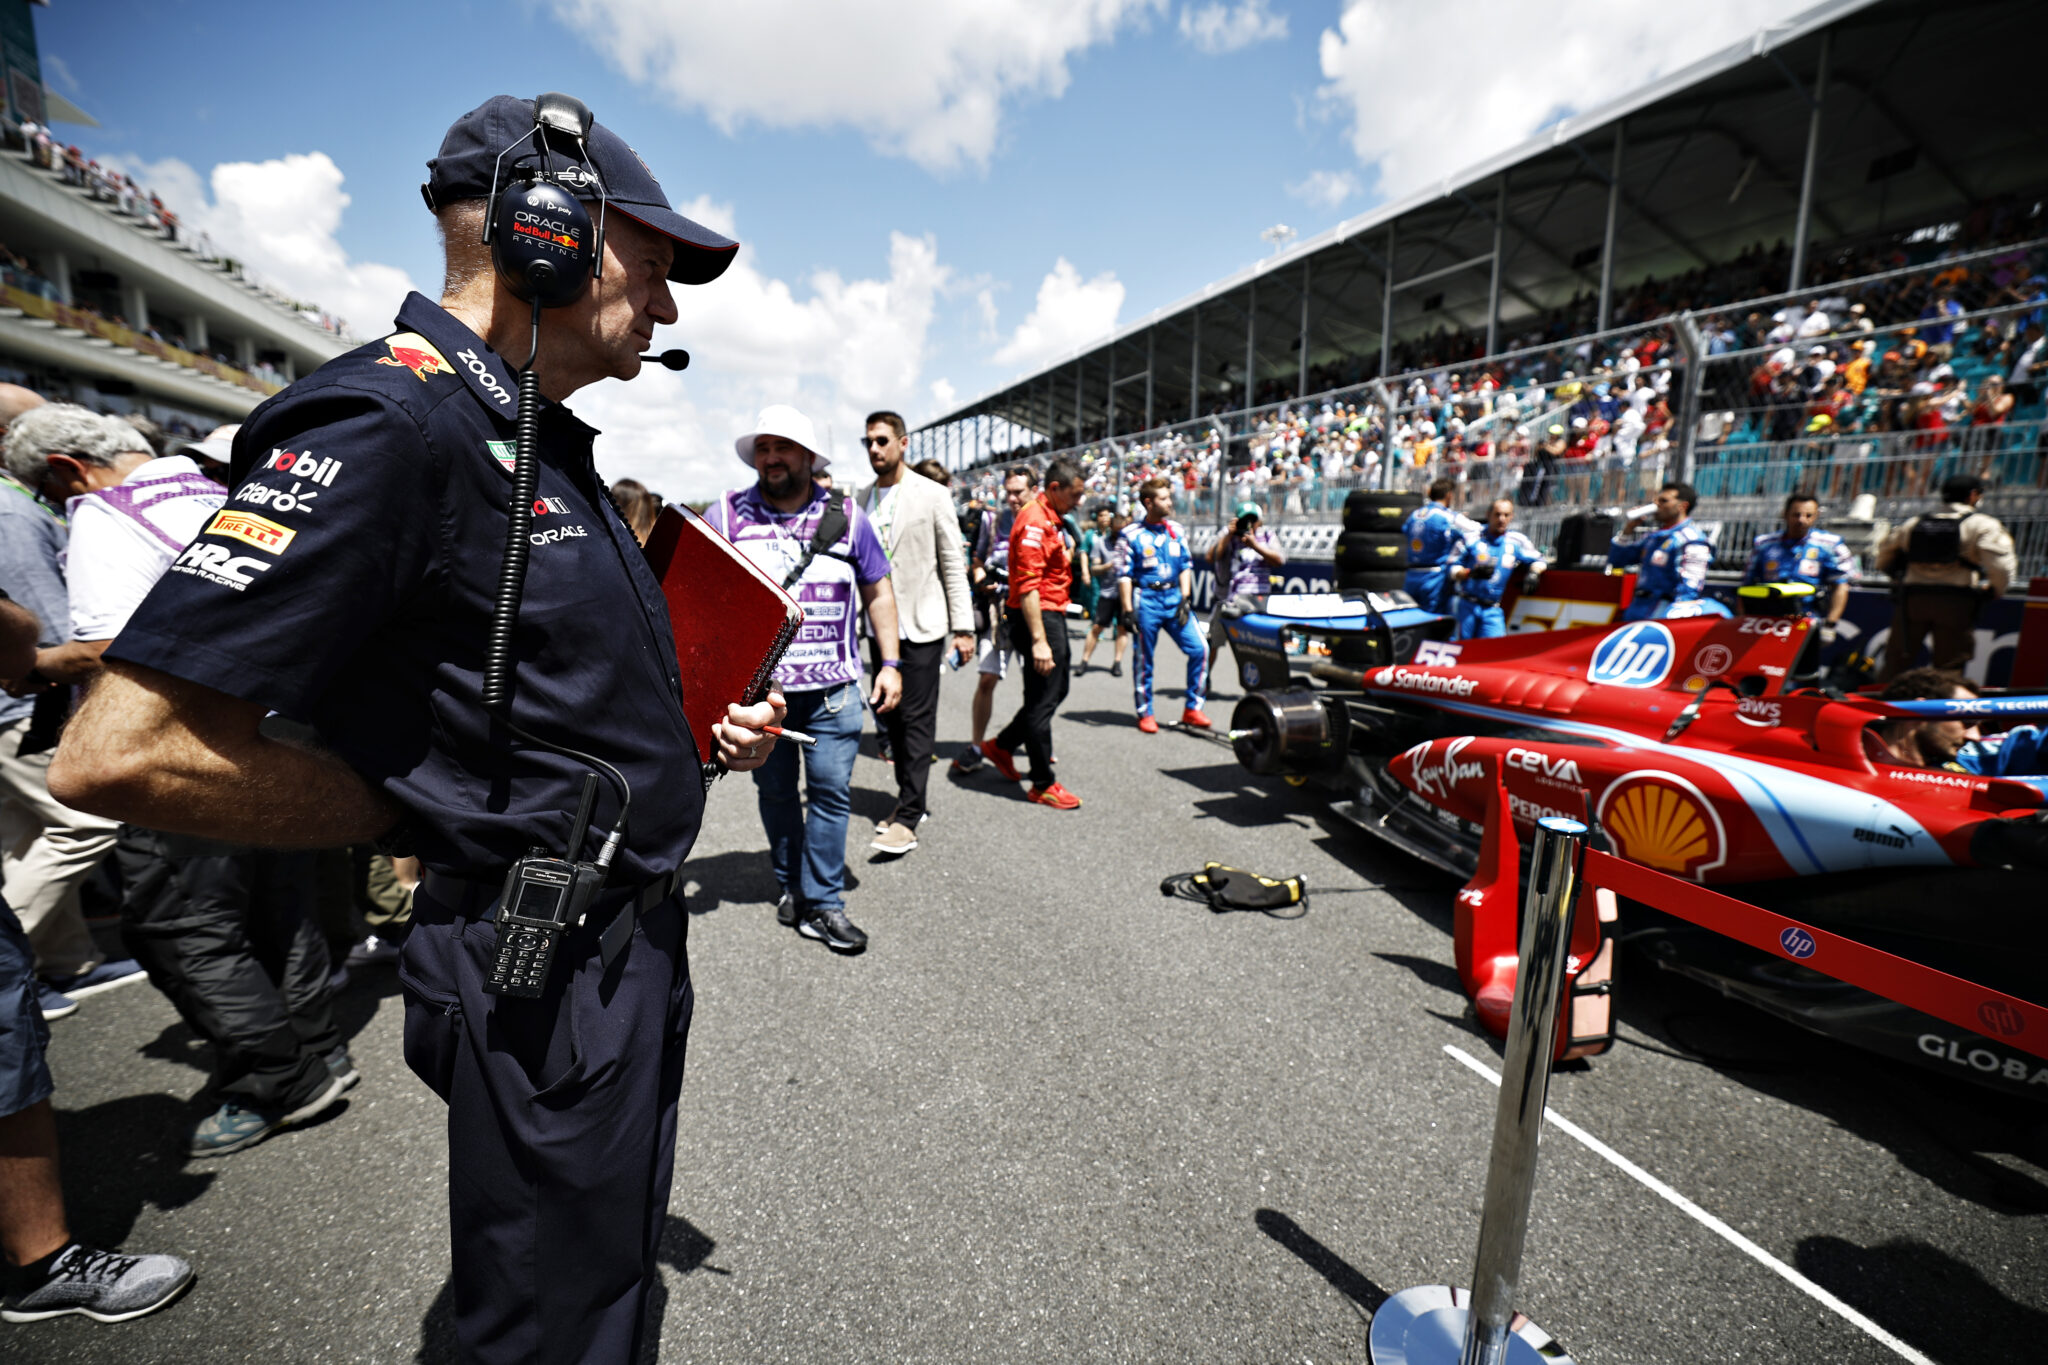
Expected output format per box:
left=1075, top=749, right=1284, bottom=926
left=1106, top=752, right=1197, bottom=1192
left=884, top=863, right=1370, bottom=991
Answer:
left=1334, top=568, right=1409, bottom=595
left=1334, top=531, right=1408, bottom=572
left=1342, top=489, right=1422, bottom=533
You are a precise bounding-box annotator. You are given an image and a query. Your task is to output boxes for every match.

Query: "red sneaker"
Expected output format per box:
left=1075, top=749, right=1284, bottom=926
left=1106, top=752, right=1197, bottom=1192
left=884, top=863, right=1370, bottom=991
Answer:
left=1181, top=708, right=1213, bottom=729
left=1136, top=715, right=1160, bottom=734
left=1027, top=782, right=1082, bottom=810
left=979, top=740, right=1022, bottom=782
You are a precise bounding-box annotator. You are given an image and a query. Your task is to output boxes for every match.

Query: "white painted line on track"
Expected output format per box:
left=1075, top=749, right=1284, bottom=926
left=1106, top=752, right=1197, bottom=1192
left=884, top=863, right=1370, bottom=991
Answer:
left=1442, top=1044, right=1934, bottom=1365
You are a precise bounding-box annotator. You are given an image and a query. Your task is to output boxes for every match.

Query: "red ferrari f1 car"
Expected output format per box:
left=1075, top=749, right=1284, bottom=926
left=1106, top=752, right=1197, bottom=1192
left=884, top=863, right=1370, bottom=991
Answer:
left=1223, top=589, right=2048, bottom=1100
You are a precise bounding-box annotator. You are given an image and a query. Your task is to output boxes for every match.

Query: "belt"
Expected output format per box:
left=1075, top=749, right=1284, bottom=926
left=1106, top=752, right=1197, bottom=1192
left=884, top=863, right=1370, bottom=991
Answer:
left=1457, top=590, right=1500, bottom=606
left=420, top=865, right=684, bottom=969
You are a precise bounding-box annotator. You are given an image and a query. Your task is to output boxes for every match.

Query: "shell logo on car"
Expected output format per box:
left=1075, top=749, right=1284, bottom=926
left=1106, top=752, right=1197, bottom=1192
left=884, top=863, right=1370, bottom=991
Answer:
left=1598, top=772, right=1726, bottom=880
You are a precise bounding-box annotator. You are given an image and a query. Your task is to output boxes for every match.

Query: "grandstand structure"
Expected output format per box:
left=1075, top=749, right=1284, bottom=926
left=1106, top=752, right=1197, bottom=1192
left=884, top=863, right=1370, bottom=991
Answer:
left=0, top=10, right=350, bottom=438
left=909, top=0, right=2042, bottom=486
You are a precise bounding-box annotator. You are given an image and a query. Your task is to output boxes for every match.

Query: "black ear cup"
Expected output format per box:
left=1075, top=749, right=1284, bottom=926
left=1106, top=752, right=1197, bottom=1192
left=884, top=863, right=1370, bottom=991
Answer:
left=492, top=178, right=596, bottom=309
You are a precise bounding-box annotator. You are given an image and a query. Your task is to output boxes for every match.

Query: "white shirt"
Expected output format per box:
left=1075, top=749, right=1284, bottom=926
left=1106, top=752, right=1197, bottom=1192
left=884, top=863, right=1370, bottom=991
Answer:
left=65, top=455, right=224, bottom=641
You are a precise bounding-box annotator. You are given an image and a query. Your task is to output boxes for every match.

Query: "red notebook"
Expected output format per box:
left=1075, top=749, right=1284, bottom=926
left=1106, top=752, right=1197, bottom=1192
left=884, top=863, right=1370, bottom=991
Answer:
left=641, top=503, right=804, bottom=774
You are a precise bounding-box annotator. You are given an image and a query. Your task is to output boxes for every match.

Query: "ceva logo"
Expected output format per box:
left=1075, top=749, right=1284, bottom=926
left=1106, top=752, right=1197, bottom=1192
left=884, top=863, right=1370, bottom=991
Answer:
left=1589, top=621, right=1676, bottom=688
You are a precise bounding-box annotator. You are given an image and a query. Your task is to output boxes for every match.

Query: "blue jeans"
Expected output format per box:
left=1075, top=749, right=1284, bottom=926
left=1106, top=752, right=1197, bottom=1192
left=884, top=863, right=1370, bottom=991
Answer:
left=751, top=681, right=864, bottom=914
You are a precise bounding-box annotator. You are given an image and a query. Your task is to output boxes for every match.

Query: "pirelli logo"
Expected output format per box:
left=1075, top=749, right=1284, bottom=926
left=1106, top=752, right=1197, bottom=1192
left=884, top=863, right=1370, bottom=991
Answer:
left=208, top=510, right=296, bottom=555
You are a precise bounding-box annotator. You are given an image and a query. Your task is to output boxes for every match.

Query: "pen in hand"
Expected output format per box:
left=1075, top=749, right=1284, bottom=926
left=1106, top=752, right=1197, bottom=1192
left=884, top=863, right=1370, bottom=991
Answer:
left=764, top=725, right=816, bottom=747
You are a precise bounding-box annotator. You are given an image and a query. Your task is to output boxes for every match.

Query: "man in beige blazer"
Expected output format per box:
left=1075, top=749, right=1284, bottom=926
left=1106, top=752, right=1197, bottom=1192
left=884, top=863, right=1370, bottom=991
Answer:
left=859, top=412, right=975, bottom=855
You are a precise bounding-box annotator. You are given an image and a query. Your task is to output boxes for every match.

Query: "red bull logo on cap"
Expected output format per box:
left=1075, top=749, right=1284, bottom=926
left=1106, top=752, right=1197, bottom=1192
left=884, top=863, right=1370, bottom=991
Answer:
left=376, top=332, right=452, bottom=381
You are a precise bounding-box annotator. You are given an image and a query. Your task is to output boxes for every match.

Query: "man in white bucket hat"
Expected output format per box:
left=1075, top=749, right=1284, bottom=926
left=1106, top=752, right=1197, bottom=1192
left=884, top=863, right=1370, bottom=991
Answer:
left=706, top=406, right=901, bottom=953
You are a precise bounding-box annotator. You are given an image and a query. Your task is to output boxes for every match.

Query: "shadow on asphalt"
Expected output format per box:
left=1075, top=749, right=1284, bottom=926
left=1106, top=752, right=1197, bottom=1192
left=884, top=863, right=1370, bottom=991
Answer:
left=1794, top=1235, right=2048, bottom=1365
left=52, top=1093, right=218, bottom=1249
left=1372, top=951, right=1465, bottom=1001
left=1254, top=1208, right=1386, bottom=1323
left=413, top=1213, right=728, bottom=1364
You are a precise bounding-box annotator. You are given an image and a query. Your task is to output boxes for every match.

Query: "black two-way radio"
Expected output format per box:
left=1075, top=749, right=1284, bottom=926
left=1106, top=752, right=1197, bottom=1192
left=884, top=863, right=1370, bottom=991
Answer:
left=476, top=93, right=632, bottom=999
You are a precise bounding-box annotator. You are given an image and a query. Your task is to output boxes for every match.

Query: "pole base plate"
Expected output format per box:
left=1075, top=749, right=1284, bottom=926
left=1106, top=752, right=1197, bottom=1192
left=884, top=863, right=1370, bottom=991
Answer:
left=1368, top=1285, right=1575, bottom=1364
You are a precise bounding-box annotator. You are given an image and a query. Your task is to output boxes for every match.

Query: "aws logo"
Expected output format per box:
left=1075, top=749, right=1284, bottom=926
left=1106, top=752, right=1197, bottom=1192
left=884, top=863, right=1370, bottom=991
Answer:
left=1598, top=772, right=1726, bottom=880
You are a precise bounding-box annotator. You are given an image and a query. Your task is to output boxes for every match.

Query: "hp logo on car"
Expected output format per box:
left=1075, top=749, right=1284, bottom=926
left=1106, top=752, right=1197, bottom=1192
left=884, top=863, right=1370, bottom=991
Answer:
left=1779, top=926, right=1818, bottom=960
left=1588, top=621, right=1676, bottom=688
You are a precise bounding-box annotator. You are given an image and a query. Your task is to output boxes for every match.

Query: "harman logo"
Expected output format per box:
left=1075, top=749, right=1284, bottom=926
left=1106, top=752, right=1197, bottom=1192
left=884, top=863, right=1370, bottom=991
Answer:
left=1977, top=1000, right=2025, bottom=1038
left=1778, top=926, right=1817, bottom=959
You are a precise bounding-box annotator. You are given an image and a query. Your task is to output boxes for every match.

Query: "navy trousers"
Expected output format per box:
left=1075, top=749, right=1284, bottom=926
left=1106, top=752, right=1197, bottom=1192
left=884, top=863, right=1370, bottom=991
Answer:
left=400, top=882, right=693, bottom=1364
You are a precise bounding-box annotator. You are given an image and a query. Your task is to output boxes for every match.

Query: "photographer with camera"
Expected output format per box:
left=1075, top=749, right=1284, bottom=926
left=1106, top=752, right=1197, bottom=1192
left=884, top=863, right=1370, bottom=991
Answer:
left=48, top=96, right=785, bottom=1363
left=1206, top=500, right=1286, bottom=669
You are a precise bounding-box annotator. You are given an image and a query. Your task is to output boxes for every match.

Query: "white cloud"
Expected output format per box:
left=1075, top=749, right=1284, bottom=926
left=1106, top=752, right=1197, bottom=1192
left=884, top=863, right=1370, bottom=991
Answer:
left=991, top=259, right=1124, bottom=370
left=575, top=203, right=954, bottom=500
left=1317, top=0, right=1812, bottom=200
left=42, top=54, right=80, bottom=96
left=1287, top=168, right=1361, bottom=209
left=930, top=378, right=958, bottom=409
left=1179, top=1, right=1288, bottom=55
left=551, top=0, right=1165, bottom=173
left=109, top=152, right=417, bottom=342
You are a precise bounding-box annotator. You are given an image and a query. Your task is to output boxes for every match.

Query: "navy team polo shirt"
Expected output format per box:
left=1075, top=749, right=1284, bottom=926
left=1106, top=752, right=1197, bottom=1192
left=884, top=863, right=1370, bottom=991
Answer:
left=109, top=292, right=703, bottom=884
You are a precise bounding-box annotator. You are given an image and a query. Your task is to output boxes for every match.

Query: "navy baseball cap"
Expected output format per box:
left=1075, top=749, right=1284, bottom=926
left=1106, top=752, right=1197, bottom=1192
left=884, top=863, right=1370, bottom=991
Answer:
left=423, top=94, right=737, bottom=286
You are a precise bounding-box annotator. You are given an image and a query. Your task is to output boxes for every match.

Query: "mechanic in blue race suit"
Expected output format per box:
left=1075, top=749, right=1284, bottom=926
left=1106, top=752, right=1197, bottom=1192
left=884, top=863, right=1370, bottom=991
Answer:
left=1401, top=477, right=1480, bottom=614
left=1116, top=476, right=1210, bottom=734
left=1608, top=479, right=1726, bottom=621
left=1447, top=497, right=1547, bottom=638
left=1743, top=491, right=1855, bottom=646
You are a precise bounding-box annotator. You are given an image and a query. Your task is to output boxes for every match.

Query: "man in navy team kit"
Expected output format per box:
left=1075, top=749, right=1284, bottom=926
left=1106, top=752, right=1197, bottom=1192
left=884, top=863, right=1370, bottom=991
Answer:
left=48, top=95, right=786, bottom=1363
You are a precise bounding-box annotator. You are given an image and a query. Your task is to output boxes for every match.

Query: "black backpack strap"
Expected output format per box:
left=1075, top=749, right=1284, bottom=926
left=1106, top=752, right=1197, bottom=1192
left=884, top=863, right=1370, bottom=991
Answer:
left=782, top=488, right=849, bottom=590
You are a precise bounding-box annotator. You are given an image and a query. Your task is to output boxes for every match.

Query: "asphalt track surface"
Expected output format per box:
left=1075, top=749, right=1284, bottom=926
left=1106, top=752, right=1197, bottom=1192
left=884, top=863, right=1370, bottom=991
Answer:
left=21, top=629, right=2048, bottom=1364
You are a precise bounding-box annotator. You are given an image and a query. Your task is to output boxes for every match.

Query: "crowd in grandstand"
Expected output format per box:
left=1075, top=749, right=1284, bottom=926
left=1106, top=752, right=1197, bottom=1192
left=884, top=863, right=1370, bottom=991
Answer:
left=957, top=228, right=2048, bottom=523
left=1, top=114, right=353, bottom=353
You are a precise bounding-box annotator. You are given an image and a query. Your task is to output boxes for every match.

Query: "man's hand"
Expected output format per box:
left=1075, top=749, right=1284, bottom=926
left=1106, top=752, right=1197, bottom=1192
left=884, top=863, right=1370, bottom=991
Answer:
left=1030, top=638, right=1054, bottom=674
left=1449, top=565, right=1469, bottom=581
left=870, top=666, right=902, bottom=714
left=951, top=632, right=974, bottom=662
left=715, top=691, right=786, bottom=772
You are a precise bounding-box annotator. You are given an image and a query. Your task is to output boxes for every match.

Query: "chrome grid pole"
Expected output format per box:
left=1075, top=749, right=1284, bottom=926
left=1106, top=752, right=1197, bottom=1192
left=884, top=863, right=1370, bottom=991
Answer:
left=1369, top=816, right=1587, bottom=1365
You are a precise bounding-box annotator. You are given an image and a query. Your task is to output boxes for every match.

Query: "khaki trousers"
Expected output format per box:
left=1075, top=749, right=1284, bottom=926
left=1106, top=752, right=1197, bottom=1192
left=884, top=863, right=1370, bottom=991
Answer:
left=0, top=717, right=115, bottom=977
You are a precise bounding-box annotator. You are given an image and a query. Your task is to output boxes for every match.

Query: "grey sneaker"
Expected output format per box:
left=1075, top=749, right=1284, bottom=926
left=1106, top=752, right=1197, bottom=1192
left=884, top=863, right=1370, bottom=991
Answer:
left=870, top=821, right=917, bottom=855
left=797, top=906, right=868, bottom=954
left=189, top=1073, right=348, bottom=1158
left=775, top=891, right=798, bottom=927
left=0, top=1244, right=194, bottom=1323
left=324, top=1046, right=360, bottom=1092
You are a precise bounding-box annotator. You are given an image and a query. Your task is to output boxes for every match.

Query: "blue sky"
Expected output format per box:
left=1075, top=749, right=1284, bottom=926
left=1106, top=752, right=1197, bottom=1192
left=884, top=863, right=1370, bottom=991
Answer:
left=36, top=1, right=1808, bottom=495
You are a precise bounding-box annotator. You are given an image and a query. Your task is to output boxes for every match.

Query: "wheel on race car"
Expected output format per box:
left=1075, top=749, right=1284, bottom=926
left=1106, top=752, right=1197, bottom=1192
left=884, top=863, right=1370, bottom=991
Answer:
left=1342, top=489, right=1422, bottom=533
left=1334, top=531, right=1408, bottom=572
left=1334, top=568, right=1409, bottom=595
